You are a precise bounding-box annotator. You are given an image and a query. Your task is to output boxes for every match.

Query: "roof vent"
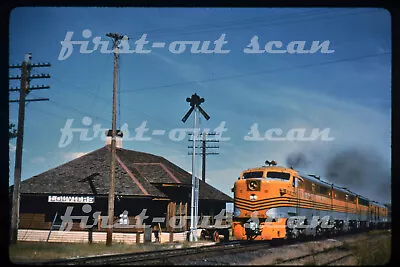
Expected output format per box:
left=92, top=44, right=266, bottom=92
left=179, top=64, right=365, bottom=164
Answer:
left=309, top=174, right=320, bottom=180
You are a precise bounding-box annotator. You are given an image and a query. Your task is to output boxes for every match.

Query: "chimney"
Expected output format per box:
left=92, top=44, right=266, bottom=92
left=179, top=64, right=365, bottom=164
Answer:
left=24, top=53, right=32, bottom=63
left=105, top=130, right=123, bottom=148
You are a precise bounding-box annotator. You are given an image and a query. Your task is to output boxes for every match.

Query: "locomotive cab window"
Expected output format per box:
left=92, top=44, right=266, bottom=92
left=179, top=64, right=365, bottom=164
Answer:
left=266, top=172, right=290, bottom=181
left=242, top=171, right=264, bottom=179
left=296, top=177, right=304, bottom=189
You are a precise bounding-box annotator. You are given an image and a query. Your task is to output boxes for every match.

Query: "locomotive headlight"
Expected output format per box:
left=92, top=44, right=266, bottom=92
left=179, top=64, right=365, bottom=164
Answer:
left=266, top=209, right=274, bottom=218
left=247, top=180, right=260, bottom=191
left=234, top=207, right=241, bottom=217
left=249, top=221, right=257, bottom=231
left=250, top=194, right=258, bottom=200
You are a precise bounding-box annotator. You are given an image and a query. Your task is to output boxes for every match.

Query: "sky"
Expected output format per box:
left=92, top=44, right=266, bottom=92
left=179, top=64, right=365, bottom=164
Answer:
left=9, top=7, right=391, bottom=203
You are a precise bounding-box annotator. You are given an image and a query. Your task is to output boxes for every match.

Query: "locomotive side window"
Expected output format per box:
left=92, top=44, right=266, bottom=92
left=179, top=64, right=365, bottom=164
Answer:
left=266, top=172, right=290, bottom=180
left=348, top=195, right=356, bottom=203
left=319, top=186, right=329, bottom=196
left=336, top=191, right=345, bottom=201
left=242, top=171, right=264, bottom=179
left=333, top=190, right=344, bottom=200
left=358, top=197, right=369, bottom=206
left=304, top=180, right=313, bottom=192
left=313, top=184, right=319, bottom=193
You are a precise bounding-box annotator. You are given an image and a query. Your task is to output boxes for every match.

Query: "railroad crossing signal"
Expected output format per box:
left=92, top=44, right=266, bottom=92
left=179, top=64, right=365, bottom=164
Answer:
left=182, top=93, right=210, bottom=123
left=182, top=93, right=210, bottom=242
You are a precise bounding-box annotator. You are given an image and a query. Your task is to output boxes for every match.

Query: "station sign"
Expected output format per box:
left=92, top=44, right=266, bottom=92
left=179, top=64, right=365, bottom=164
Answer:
left=48, top=195, right=95, bottom=203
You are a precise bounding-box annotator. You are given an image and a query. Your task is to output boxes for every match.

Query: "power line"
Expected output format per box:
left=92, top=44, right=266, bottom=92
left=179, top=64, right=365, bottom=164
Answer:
left=30, top=51, right=390, bottom=158
left=122, top=52, right=391, bottom=94
left=169, top=9, right=378, bottom=38
left=29, top=92, right=112, bottom=124
left=125, top=9, right=372, bottom=38
left=28, top=104, right=69, bottom=121
left=24, top=103, right=91, bottom=157
left=26, top=99, right=110, bottom=168
left=124, top=9, right=330, bottom=37
left=46, top=72, right=188, bottom=134
left=29, top=66, right=112, bottom=123
left=27, top=81, right=191, bottom=157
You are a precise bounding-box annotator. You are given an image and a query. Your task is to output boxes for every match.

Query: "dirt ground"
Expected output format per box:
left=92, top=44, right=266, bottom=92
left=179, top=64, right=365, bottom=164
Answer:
left=10, top=230, right=391, bottom=265
left=177, top=230, right=391, bottom=265
left=9, top=240, right=215, bottom=263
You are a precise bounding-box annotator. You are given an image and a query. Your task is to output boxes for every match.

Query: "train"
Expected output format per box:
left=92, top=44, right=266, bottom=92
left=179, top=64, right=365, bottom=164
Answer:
left=232, top=160, right=390, bottom=241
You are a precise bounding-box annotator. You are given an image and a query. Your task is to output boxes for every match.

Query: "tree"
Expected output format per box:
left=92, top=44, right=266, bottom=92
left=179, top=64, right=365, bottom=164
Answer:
left=9, top=123, right=17, bottom=140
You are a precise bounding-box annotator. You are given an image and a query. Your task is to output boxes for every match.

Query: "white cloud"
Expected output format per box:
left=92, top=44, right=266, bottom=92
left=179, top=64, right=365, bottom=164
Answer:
left=151, top=52, right=206, bottom=87
left=230, top=84, right=390, bottom=155
left=63, top=152, right=87, bottom=160
left=203, top=84, right=391, bottom=200
left=30, top=156, right=46, bottom=164
left=206, top=167, right=244, bottom=197
left=9, top=143, right=16, bottom=152
left=9, top=143, right=27, bottom=153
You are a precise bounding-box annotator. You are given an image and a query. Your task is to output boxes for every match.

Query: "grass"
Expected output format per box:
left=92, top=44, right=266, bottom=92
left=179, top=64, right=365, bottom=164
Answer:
left=9, top=241, right=169, bottom=263
left=303, top=259, right=316, bottom=266
left=351, top=234, right=391, bottom=265
left=272, top=257, right=284, bottom=264
left=9, top=238, right=216, bottom=263
left=367, top=229, right=390, bottom=236
left=305, top=242, right=316, bottom=253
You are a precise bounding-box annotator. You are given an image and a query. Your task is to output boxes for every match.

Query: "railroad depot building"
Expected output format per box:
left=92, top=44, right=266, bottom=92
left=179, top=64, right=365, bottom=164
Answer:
left=9, top=144, right=232, bottom=237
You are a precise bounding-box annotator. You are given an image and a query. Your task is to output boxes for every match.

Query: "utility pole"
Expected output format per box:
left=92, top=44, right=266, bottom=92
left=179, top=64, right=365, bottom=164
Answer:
left=188, top=132, right=219, bottom=183
left=202, top=134, right=206, bottom=181
left=105, top=32, right=126, bottom=246
left=9, top=53, right=50, bottom=244
left=182, top=93, right=210, bottom=242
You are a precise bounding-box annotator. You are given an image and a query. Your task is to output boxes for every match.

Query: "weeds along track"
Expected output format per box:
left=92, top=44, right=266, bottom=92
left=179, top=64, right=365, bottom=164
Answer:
left=38, top=231, right=390, bottom=265
left=40, top=240, right=270, bottom=265
left=274, top=235, right=385, bottom=266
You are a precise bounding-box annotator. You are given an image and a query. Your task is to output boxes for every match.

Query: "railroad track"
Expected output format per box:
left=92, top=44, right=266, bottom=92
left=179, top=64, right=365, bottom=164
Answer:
left=39, top=240, right=270, bottom=265
left=322, top=254, right=354, bottom=265
left=274, top=235, right=383, bottom=266
left=274, top=243, right=353, bottom=265
left=36, top=230, right=389, bottom=265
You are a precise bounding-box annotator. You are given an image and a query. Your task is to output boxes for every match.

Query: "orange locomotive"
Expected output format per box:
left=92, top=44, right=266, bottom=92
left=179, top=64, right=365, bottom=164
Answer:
left=232, top=161, right=389, bottom=240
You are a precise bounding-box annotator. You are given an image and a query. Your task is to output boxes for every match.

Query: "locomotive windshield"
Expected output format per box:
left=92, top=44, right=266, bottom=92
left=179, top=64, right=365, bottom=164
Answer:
left=242, top=171, right=264, bottom=179
left=266, top=172, right=291, bottom=180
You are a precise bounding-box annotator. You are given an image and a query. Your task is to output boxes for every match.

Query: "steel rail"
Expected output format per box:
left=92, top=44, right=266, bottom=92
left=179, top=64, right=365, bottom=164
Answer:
left=38, top=240, right=266, bottom=265
left=34, top=230, right=389, bottom=265
left=274, top=236, right=378, bottom=265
